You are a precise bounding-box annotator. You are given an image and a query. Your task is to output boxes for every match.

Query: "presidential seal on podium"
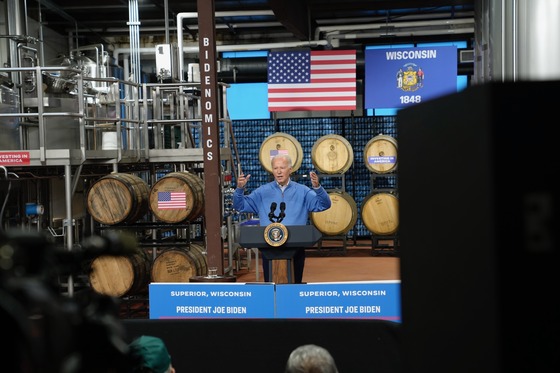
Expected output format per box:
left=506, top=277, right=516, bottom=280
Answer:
left=264, top=222, right=288, bottom=247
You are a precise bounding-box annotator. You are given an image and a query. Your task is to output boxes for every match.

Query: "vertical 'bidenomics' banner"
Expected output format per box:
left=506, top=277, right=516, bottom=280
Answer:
left=364, top=46, right=457, bottom=110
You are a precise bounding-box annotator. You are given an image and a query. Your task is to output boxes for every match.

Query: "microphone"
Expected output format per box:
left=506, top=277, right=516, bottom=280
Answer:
left=278, top=202, right=286, bottom=222
left=268, top=202, right=277, bottom=222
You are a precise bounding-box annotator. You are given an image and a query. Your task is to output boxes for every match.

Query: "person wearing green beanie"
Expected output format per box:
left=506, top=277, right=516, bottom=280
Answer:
left=128, top=335, right=175, bottom=373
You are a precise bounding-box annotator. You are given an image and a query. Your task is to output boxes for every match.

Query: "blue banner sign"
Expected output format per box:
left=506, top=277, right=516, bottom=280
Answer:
left=149, top=283, right=276, bottom=319
left=275, top=281, right=401, bottom=321
left=364, top=46, right=457, bottom=110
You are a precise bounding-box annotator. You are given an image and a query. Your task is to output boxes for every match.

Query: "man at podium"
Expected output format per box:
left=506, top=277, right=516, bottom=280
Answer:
left=233, top=154, right=331, bottom=283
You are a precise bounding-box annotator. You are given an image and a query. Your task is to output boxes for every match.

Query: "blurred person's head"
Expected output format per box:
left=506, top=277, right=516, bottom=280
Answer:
left=128, top=335, right=175, bottom=373
left=285, top=344, right=339, bottom=373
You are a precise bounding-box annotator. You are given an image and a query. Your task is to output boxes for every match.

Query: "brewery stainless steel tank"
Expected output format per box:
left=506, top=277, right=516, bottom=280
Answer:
left=0, top=82, right=20, bottom=150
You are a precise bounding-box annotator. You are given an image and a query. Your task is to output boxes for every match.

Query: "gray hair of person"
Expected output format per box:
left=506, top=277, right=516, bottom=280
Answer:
left=285, top=344, right=339, bottom=373
left=271, top=153, right=293, bottom=168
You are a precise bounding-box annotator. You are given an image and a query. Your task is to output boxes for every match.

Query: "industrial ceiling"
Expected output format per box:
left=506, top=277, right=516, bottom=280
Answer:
left=27, top=0, right=475, bottom=49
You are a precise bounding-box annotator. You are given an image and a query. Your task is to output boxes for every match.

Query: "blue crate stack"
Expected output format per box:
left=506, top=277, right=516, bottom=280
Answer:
left=231, top=115, right=397, bottom=239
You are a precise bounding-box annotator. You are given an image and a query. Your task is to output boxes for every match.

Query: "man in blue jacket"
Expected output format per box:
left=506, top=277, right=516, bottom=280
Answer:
left=233, top=154, right=331, bottom=283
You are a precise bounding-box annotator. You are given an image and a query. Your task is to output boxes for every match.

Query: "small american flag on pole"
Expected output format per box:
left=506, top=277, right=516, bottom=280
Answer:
left=267, top=50, right=356, bottom=112
left=157, top=191, right=187, bottom=209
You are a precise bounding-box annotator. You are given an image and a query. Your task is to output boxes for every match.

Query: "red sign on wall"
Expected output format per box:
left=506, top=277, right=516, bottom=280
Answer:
left=0, top=152, right=31, bottom=165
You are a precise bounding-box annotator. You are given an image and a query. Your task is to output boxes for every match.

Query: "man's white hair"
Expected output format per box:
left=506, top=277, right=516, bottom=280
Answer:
left=271, top=153, right=293, bottom=168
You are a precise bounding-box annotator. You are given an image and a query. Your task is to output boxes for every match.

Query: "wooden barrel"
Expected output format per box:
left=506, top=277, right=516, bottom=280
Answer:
left=311, top=134, right=354, bottom=174
left=86, top=173, right=149, bottom=225
left=361, top=192, right=399, bottom=235
left=259, top=132, right=303, bottom=173
left=89, top=250, right=151, bottom=297
left=149, top=171, right=205, bottom=223
left=310, top=191, right=358, bottom=235
left=151, top=243, right=208, bottom=282
left=364, top=134, right=398, bottom=174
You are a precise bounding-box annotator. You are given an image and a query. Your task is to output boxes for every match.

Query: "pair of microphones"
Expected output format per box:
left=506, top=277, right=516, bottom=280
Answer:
left=268, top=202, right=286, bottom=223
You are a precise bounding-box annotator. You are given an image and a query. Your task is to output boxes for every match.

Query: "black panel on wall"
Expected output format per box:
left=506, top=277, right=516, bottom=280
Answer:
left=123, top=319, right=403, bottom=373
left=397, top=81, right=559, bottom=373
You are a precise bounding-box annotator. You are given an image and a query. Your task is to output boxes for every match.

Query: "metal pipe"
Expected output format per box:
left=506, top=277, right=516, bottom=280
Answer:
left=64, top=164, right=74, bottom=296
left=326, top=27, right=475, bottom=43
left=315, top=17, right=475, bottom=40
left=176, top=11, right=276, bottom=82
left=164, top=0, right=170, bottom=44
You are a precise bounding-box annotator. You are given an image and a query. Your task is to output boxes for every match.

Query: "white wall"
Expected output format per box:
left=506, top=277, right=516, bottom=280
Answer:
left=27, top=17, right=69, bottom=64
left=474, top=0, right=560, bottom=82
left=0, top=0, right=68, bottom=68
left=0, top=0, right=7, bottom=67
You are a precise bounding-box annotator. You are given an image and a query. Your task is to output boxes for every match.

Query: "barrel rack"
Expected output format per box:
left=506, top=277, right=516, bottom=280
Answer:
left=309, top=173, right=349, bottom=256
left=368, top=172, right=399, bottom=256
left=0, top=64, right=238, bottom=300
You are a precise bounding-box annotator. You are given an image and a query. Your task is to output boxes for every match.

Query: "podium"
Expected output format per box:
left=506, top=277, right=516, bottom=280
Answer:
left=239, top=225, right=322, bottom=284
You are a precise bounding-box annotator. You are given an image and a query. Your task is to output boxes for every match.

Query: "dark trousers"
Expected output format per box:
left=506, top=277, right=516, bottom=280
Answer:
left=261, top=248, right=305, bottom=283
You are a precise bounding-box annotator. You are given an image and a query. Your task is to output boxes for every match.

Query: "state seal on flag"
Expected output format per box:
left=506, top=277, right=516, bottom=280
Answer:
left=397, top=62, right=424, bottom=92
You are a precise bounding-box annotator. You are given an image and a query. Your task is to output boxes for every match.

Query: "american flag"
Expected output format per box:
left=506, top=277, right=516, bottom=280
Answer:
left=157, top=191, right=187, bottom=209
left=267, top=50, right=356, bottom=112
left=269, top=149, right=288, bottom=160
